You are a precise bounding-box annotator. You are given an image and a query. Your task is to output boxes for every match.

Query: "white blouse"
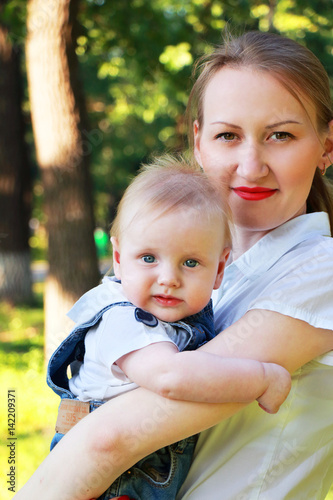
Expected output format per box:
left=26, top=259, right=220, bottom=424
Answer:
left=179, top=212, right=333, bottom=500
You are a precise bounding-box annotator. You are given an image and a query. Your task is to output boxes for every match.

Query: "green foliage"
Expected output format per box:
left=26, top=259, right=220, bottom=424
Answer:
left=2, top=0, right=332, bottom=235
left=74, top=0, right=333, bottom=229
left=75, top=0, right=260, bottom=226
left=1, top=0, right=27, bottom=47
left=250, top=0, right=333, bottom=72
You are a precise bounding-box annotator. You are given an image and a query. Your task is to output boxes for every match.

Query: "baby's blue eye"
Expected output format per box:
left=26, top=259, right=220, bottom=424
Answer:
left=184, top=259, right=199, bottom=268
left=142, top=255, right=156, bottom=263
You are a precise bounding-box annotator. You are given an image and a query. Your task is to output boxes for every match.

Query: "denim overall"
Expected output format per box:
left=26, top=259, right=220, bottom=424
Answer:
left=47, top=299, right=216, bottom=500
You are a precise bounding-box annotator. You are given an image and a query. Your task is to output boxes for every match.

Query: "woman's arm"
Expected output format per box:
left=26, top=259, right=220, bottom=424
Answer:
left=14, top=309, right=333, bottom=500
left=201, top=309, right=333, bottom=371
left=14, top=390, right=245, bottom=500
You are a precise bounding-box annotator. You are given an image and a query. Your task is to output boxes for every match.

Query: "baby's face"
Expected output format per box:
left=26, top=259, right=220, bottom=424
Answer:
left=112, top=208, right=229, bottom=322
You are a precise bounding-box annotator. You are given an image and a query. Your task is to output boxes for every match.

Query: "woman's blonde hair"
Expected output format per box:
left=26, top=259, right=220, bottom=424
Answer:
left=110, top=153, right=231, bottom=247
left=186, top=30, right=333, bottom=232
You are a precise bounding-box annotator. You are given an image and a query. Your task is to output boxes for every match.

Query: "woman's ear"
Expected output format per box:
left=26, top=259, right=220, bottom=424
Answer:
left=110, top=236, right=121, bottom=279
left=193, top=120, right=203, bottom=167
left=213, top=247, right=231, bottom=290
left=319, top=119, right=333, bottom=171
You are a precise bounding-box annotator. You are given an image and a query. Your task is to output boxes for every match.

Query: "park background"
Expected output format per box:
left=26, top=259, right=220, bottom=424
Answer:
left=0, top=0, right=332, bottom=498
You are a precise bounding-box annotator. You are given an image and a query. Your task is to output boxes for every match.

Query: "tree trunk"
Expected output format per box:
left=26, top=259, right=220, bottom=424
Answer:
left=0, top=18, right=33, bottom=304
left=25, top=0, right=100, bottom=359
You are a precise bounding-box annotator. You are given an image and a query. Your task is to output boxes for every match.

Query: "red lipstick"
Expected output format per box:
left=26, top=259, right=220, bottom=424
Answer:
left=233, top=186, right=277, bottom=201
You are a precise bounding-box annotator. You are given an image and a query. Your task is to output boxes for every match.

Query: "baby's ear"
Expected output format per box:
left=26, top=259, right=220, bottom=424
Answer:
left=213, top=247, right=230, bottom=290
left=111, top=237, right=121, bottom=279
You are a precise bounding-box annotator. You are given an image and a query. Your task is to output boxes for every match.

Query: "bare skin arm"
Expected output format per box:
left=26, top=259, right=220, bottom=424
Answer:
left=117, top=341, right=291, bottom=412
left=14, top=391, right=245, bottom=500
left=201, top=310, right=333, bottom=370
left=14, top=310, right=333, bottom=500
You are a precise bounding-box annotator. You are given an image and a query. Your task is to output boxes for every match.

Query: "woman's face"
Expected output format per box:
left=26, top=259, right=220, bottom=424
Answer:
left=194, top=67, right=332, bottom=243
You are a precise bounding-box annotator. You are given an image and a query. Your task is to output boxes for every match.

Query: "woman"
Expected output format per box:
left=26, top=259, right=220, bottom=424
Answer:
left=15, top=30, right=333, bottom=500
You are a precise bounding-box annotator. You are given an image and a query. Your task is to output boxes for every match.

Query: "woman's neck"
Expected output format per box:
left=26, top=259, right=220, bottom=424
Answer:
left=230, top=226, right=271, bottom=261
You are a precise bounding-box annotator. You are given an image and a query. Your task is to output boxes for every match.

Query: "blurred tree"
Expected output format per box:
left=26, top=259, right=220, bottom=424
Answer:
left=25, top=0, right=100, bottom=359
left=0, top=2, right=33, bottom=304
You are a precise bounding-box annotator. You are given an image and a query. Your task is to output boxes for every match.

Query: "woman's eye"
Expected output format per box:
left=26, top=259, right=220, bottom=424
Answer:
left=142, top=255, right=156, bottom=263
left=215, top=132, right=236, bottom=141
left=270, top=131, right=293, bottom=141
left=184, top=259, right=199, bottom=268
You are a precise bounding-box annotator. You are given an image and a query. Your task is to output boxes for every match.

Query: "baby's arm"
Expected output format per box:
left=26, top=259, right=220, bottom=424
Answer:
left=117, top=341, right=291, bottom=414
left=15, top=310, right=330, bottom=500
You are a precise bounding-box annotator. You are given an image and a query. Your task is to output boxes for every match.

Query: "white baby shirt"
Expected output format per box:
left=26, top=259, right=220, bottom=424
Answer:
left=68, top=279, right=191, bottom=402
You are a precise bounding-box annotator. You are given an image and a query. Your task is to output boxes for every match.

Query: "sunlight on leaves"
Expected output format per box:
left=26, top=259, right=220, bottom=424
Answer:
left=274, top=13, right=317, bottom=34
left=159, top=42, right=193, bottom=72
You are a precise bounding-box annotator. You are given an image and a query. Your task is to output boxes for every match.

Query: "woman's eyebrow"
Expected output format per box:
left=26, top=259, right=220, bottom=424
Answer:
left=266, top=120, right=302, bottom=129
left=209, top=120, right=303, bottom=129
left=210, top=121, right=242, bottom=128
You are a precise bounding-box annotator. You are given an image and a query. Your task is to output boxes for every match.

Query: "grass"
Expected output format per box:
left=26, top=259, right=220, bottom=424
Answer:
left=0, top=283, right=333, bottom=499
left=0, top=286, right=59, bottom=499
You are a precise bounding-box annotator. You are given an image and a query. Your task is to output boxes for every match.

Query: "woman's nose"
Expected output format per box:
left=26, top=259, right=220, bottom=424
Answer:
left=237, top=143, right=269, bottom=181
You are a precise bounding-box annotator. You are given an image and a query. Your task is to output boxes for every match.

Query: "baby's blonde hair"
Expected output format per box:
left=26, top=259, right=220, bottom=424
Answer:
left=110, top=153, right=231, bottom=247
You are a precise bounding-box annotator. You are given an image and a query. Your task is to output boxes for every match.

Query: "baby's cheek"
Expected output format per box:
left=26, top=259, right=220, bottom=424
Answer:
left=121, top=277, right=140, bottom=302
left=121, top=274, right=137, bottom=288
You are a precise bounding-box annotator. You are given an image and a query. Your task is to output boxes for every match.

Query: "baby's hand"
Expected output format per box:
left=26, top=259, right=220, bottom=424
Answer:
left=257, top=363, right=291, bottom=414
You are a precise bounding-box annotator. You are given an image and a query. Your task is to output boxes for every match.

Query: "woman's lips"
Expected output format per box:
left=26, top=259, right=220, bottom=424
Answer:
left=232, top=186, right=277, bottom=201
left=153, top=295, right=183, bottom=307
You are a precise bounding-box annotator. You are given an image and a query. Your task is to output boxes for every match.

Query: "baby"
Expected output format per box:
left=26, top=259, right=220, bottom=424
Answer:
left=47, top=155, right=291, bottom=500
